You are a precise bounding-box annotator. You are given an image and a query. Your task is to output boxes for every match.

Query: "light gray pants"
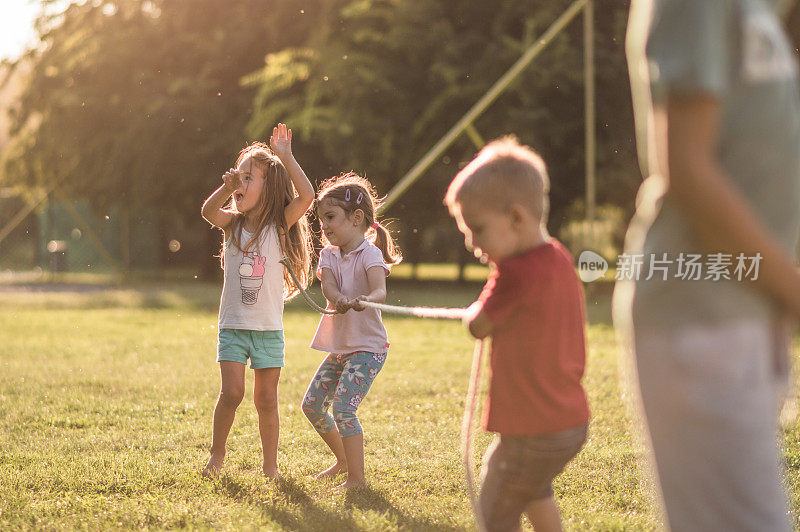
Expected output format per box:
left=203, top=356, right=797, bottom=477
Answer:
left=635, top=319, right=792, bottom=532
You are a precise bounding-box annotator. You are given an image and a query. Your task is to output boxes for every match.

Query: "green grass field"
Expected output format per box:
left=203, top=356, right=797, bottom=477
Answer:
left=1, top=280, right=798, bottom=530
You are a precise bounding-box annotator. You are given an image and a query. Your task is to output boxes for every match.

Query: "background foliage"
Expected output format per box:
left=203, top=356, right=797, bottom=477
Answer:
left=1, top=0, right=637, bottom=275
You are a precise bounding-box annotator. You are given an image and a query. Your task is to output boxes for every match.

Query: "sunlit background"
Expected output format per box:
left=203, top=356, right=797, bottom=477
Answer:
left=0, top=1, right=642, bottom=280
left=0, top=1, right=39, bottom=60
left=2, top=2, right=800, bottom=530
left=1, top=1, right=798, bottom=281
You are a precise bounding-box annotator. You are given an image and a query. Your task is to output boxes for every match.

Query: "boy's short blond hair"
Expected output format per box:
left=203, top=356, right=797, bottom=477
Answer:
left=445, top=136, right=550, bottom=222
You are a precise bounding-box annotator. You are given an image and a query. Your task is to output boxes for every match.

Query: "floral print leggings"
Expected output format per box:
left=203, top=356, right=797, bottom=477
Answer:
left=301, top=351, right=387, bottom=438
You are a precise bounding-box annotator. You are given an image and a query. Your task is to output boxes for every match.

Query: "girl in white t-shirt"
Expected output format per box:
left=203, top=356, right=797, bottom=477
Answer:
left=302, top=173, right=402, bottom=489
left=200, top=124, right=314, bottom=478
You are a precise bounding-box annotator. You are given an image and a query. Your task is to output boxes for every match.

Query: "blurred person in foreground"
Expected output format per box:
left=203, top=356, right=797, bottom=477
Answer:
left=616, top=0, right=800, bottom=529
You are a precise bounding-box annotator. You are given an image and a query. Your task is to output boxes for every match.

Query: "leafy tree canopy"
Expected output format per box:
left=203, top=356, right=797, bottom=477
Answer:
left=244, top=0, right=637, bottom=258
left=3, top=0, right=637, bottom=266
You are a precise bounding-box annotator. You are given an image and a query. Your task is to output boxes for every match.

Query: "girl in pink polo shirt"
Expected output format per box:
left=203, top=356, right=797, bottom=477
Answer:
left=301, top=173, right=402, bottom=489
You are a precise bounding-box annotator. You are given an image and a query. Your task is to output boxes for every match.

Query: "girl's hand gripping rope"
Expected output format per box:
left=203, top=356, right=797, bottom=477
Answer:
left=334, top=295, right=352, bottom=314
left=350, top=295, right=369, bottom=312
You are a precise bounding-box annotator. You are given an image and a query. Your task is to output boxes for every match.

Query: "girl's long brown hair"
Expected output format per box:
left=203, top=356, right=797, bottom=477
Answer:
left=223, top=142, right=313, bottom=300
left=317, top=172, right=402, bottom=265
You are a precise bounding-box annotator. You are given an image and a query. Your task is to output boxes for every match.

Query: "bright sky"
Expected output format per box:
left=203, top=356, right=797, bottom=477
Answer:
left=0, top=1, right=41, bottom=60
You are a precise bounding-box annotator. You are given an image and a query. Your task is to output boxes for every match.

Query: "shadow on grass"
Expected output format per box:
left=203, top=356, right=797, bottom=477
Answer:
left=214, top=476, right=464, bottom=531
left=268, top=477, right=359, bottom=531
left=344, top=485, right=463, bottom=531
left=216, top=476, right=357, bottom=531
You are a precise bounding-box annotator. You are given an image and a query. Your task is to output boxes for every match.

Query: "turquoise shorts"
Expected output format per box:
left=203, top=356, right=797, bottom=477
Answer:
left=217, top=329, right=285, bottom=369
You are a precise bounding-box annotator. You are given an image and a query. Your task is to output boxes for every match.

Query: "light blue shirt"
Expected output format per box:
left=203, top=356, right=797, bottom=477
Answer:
left=627, top=0, right=800, bottom=327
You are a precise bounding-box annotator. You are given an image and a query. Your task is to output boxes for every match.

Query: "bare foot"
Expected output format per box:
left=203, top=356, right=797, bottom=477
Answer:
left=338, top=477, right=366, bottom=490
left=262, top=467, right=281, bottom=479
left=315, top=461, right=347, bottom=480
left=202, top=454, right=224, bottom=478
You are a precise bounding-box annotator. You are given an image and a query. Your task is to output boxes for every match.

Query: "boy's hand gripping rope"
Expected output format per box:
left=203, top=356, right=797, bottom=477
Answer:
left=280, top=256, right=487, bottom=531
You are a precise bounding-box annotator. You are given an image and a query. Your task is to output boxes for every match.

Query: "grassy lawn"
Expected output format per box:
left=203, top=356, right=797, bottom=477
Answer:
left=0, top=280, right=797, bottom=530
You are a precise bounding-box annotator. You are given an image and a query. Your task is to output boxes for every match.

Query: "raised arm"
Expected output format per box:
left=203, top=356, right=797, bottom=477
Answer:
left=270, top=123, right=315, bottom=228
left=661, top=96, right=800, bottom=319
left=201, top=168, right=241, bottom=233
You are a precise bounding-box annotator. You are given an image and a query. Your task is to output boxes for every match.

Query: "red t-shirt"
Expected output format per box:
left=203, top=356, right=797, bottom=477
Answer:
left=477, top=239, right=589, bottom=435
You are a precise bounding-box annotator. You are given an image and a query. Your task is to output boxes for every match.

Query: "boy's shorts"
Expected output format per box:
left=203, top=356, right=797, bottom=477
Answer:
left=217, top=328, right=285, bottom=369
left=479, top=423, right=587, bottom=532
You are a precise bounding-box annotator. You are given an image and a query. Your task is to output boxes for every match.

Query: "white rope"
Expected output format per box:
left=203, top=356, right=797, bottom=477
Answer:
left=281, top=256, right=485, bottom=530
left=280, top=257, right=336, bottom=315
left=462, top=339, right=487, bottom=532
left=360, top=299, right=487, bottom=532
left=359, top=300, right=466, bottom=320
left=281, top=256, right=467, bottom=320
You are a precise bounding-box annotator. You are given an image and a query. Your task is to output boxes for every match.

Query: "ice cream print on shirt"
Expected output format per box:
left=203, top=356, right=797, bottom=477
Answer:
left=238, top=251, right=266, bottom=305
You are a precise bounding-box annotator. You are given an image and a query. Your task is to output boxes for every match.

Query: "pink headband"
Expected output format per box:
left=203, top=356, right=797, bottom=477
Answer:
left=371, top=222, right=379, bottom=229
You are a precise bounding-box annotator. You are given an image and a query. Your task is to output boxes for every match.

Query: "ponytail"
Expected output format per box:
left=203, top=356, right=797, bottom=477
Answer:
left=317, top=173, right=403, bottom=266
left=371, top=221, right=402, bottom=265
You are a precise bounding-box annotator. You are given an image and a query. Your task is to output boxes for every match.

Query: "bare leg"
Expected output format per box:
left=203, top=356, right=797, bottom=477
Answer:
left=339, top=432, right=365, bottom=488
left=525, top=496, right=563, bottom=532
left=315, top=429, right=347, bottom=479
left=254, top=367, right=281, bottom=478
left=203, top=361, right=246, bottom=477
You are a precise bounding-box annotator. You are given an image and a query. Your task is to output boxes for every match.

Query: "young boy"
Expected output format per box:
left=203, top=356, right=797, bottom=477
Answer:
left=445, top=137, right=590, bottom=532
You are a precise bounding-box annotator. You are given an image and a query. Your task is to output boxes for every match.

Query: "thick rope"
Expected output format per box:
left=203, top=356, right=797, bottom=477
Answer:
left=280, top=256, right=485, bottom=530
left=463, top=339, right=487, bottom=532
left=280, top=256, right=467, bottom=320
left=359, top=300, right=466, bottom=320
left=279, top=257, right=336, bottom=315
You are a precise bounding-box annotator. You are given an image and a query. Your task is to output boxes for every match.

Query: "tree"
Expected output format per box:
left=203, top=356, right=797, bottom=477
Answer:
left=1, top=0, right=322, bottom=274
left=3, top=0, right=639, bottom=272
left=245, top=0, right=637, bottom=263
